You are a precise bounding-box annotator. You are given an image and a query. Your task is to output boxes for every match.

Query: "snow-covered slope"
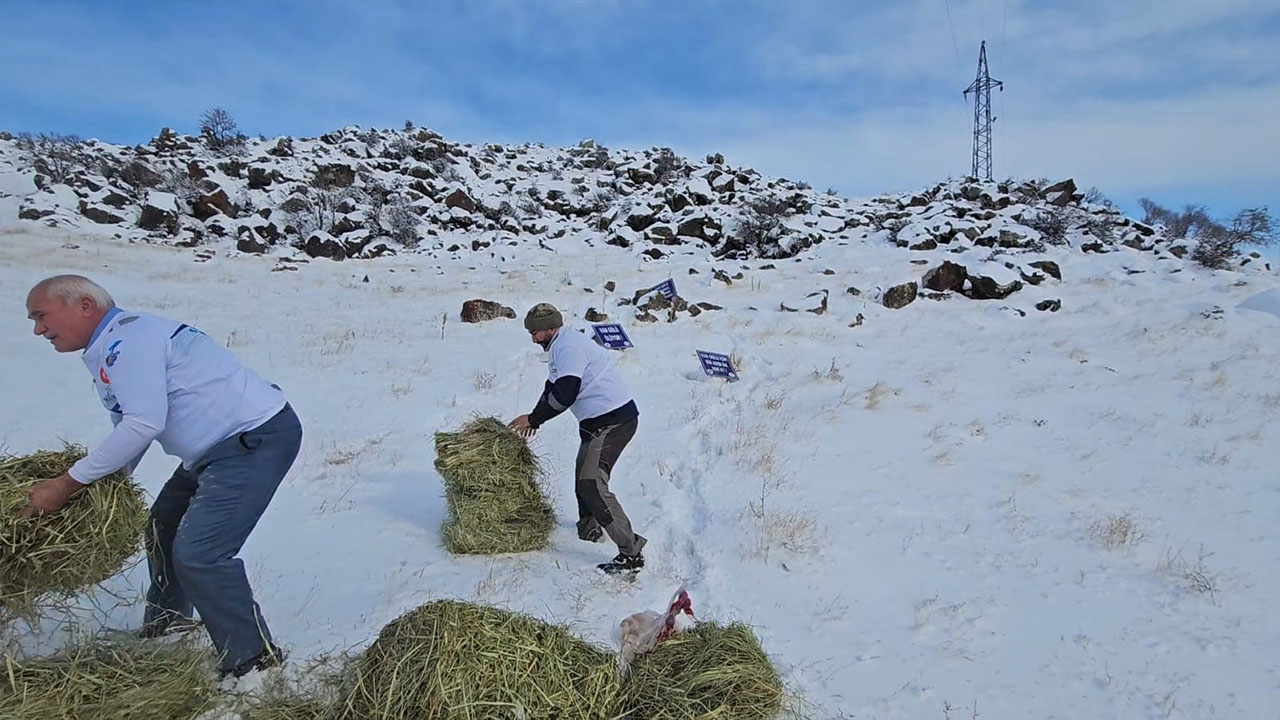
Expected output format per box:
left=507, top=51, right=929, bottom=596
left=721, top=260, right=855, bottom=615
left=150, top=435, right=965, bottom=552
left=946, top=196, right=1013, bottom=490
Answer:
left=2, top=127, right=1278, bottom=719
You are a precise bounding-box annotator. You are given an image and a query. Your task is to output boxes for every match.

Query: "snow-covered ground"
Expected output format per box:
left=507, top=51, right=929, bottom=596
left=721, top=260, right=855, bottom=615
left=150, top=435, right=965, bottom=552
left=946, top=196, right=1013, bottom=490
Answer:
left=2, top=218, right=1278, bottom=719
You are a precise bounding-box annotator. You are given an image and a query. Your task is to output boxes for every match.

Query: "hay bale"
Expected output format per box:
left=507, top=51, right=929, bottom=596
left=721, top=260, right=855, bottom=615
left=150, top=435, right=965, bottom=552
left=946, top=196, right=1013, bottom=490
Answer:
left=249, top=608, right=786, bottom=720
left=0, top=638, right=219, bottom=720
left=1, top=446, right=148, bottom=621
left=434, top=417, right=554, bottom=554
left=341, top=600, right=617, bottom=719
left=614, top=623, right=785, bottom=720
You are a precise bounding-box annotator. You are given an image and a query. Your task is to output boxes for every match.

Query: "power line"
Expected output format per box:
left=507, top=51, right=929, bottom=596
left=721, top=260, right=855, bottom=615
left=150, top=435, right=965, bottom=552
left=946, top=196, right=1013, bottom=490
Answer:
left=1001, top=0, right=1008, bottom=56
left=943, top=0, right=962, bottom=69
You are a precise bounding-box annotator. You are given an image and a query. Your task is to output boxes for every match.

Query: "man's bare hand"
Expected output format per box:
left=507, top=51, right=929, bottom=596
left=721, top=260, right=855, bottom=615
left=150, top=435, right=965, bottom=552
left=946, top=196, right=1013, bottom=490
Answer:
left=22, top=473, right=84, bottom=518
left=508, top=414, right=536, bottom=438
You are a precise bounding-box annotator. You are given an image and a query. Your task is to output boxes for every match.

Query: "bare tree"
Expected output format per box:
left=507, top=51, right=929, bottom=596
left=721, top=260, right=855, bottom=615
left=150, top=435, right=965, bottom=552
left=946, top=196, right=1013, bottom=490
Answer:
left=198, top=107, right=246, bottom=154
left=1192, top=207, right=1275, bottom=269
left=1023, top=208, right=1069, bottom=245
left=382, top=199, right=420, bottom=246
left=651, top=147, right=684, bottom=183
left=1143, top=198, right=1276, bottom=268
left=14, top=132, right=89, bottom=183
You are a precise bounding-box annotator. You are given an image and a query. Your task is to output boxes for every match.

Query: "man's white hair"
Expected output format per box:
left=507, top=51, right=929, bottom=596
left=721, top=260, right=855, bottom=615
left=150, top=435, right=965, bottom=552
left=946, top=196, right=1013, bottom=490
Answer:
left=32, top=275, right=116, bottom=309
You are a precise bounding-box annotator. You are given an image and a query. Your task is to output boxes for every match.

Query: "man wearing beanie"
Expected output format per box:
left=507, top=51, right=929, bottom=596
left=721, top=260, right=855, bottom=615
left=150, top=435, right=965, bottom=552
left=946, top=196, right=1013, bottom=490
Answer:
left=509, top=303, right=646, bottom=575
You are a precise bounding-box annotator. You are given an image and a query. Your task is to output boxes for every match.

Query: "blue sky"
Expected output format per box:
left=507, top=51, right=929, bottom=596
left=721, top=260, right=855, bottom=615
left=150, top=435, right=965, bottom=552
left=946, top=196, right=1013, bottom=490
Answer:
left=2, top=0, right=1277, bottom=226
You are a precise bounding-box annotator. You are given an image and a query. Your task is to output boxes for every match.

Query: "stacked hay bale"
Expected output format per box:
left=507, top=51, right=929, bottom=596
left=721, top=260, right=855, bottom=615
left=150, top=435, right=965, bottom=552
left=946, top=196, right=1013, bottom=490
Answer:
left=0, top=638, right=219, bottom=720
left=245, top=601, right=785, bottom=720
left=1, top=446, right=148, bottom=622
left=433, top=417, right=555, bottom=554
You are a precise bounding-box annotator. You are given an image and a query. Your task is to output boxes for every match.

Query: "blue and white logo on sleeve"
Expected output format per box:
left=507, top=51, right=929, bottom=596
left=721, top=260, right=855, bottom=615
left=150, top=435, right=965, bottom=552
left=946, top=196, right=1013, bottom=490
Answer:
left=591, top=323, right=633, bottom=350
left=696, top=350, right=738, bottom=381
left=104, top=340, right=122, bottom=367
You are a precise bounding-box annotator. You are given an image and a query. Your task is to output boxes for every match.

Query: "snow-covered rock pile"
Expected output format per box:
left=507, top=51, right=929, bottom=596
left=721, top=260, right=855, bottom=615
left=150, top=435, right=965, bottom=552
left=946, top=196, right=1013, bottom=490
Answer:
left=0, top=126, right=1269, bottom=281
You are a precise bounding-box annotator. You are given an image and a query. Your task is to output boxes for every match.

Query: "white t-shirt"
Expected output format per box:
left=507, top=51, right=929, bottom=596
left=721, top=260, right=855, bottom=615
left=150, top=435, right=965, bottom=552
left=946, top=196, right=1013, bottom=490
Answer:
left=547, top=327, right=634, bottom=422
left=69, top=309, right=286, bottom=483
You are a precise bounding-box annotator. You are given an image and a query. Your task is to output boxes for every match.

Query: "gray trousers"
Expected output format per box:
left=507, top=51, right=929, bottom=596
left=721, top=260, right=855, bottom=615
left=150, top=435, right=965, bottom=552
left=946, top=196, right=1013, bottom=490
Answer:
left=144, top=404, right=302, bottom=672
left=575, top=417, right=645, bottom=556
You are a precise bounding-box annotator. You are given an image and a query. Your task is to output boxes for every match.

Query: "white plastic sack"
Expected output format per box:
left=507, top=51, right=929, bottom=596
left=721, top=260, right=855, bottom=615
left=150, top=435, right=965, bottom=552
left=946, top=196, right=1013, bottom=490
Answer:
left=614, top=584, right=696, bottom=678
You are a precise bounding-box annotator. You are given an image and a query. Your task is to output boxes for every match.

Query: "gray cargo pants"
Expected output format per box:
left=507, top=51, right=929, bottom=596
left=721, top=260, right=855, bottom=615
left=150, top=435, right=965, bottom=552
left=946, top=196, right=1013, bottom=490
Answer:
left=575, top=416, right=645, bottom=556
left=143, top=404, right=302, bottom=673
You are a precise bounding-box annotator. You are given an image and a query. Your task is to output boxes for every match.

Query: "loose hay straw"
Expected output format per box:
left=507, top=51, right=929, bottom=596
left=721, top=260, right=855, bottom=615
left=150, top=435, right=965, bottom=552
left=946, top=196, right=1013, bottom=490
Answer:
left=434, top=417, right=555, bottom=554
left=0, top=446, right=148, bottom=622
left=0, top=637, right=219, bottom=720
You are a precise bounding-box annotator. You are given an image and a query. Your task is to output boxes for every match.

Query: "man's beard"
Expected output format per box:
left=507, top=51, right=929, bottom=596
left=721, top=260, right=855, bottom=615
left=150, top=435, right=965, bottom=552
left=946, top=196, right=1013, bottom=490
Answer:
left=537, top=337, right=553, bottom=351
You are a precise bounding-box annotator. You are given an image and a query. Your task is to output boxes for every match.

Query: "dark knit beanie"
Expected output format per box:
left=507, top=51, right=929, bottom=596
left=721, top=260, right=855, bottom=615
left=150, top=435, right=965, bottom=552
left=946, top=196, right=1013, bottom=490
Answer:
left=524, top=302, right=563, bottom=331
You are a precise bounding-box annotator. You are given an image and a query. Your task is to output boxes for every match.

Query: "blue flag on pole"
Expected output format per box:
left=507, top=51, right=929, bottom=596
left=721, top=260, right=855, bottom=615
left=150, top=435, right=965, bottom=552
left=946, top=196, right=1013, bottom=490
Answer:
left=591, top=323, right=634, bottom=350
left=696, top=350, right=739, bottom=381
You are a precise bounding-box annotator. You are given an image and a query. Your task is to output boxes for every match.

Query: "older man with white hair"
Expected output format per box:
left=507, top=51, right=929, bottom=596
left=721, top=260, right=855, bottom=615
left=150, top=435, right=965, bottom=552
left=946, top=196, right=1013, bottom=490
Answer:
left=23, top=274, right=302, bottom=679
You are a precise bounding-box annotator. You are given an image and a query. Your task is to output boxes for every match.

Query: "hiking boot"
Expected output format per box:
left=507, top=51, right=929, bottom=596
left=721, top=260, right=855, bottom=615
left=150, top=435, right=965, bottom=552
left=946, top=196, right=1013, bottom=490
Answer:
left=597, top=552, right=644, bottom=575
left=222, top=643, right=286, bottom=679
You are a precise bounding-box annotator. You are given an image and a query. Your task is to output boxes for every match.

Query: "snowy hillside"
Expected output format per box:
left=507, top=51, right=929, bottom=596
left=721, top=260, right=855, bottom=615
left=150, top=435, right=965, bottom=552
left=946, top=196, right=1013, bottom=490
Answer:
left=3, top=125, right=1272, bottom=277
left=2, top=128, right=1279, bottom=718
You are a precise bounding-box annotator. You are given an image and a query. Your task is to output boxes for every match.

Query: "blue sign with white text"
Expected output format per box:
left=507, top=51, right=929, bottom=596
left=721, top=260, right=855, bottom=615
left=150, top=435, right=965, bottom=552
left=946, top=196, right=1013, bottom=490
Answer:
left=696, top=350, right=738, bottom=381
left=651, top=278, right=677, bottom=299
left=592, top=323, right=634, bottom=350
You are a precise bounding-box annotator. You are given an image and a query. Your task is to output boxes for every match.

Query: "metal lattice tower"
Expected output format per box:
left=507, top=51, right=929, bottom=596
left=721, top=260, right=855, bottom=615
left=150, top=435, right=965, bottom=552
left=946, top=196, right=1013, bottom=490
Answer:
left=963, top=41, right=1003, bottom=180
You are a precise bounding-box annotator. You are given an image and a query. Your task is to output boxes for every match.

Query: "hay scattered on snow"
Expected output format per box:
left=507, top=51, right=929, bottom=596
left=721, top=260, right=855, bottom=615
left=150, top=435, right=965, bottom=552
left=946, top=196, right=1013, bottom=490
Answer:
left=434, top=417, right=555, bottom=554
left=614, top=622, right=785, bottom=720
left=0, top=637, right=219, bottom=720
left=242, top=654, right=353, bottom=720
left=1, top=446, right=148, bottom=622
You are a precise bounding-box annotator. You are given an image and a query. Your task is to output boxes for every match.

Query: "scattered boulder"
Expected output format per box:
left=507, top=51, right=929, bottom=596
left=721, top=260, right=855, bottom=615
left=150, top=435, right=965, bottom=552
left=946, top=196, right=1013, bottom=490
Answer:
left=460, top=299, right=516, bottom=323
left=247, top=166, right=271, bottom=189
left=193, top=188, right=235, bottom=220
left=303, top=232, right=346, bottom=260
left=99, top=189, right=132, bottom=209
left=1042, top=178, right=1076, bottom=206
left=18, top=202, right=55, bottom=221
left=963, top=275, right=1023, bottom=300
left=445, top=188, right=477, bottom=213
left=267, top=137, right=294, bottom=157
left=1036, top=299, right=1062, bottom=312
left=922, top=261, right=967, bottom=292
left=882, top=281, right=918, bottom=309
left=315, top=163, right=356, bottom=188
left=237, top=234, right=269, bottom=254
left=625, top=209, right=657, bottom=232
left=78, top=201, right=125, bottom=225
left=1028, top=260, right=1061, bottom=280
left=138, top=194, right=180, bottom=234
